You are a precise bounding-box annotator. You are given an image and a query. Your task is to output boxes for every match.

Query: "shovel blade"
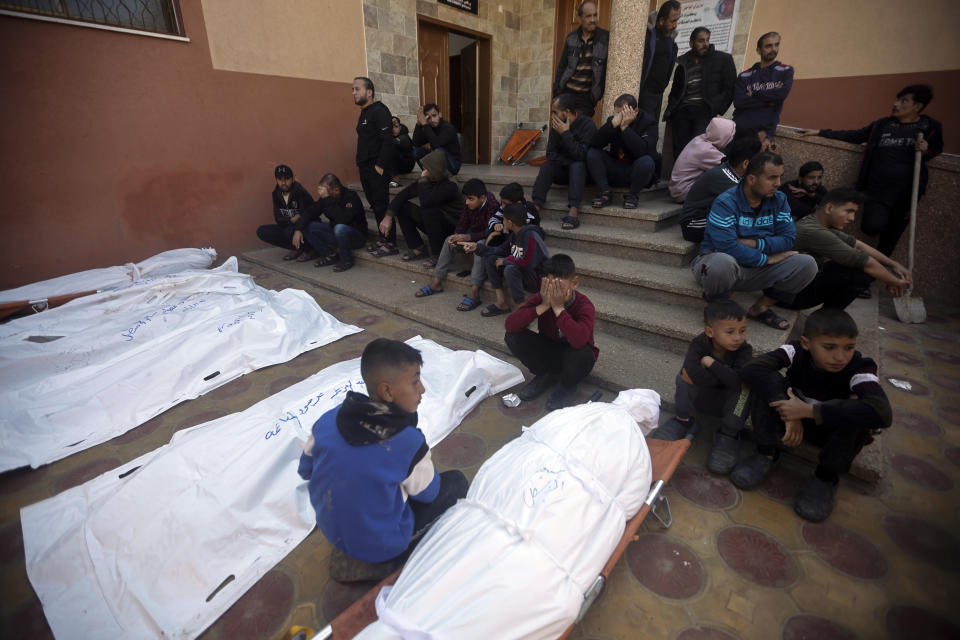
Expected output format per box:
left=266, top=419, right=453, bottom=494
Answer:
left=894, top=294, right=927, bottom=324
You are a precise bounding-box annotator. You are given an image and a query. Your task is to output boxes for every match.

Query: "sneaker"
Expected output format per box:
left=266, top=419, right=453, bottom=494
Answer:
left=794, top=475, right=838, bottom=522
left=389, top=180, right=401, bottom=189
left=517, top=373, right=558, bottom=401
left=546, top=384, right=577, bottom=411
left=328, top=547, right=401, bottom=583
left=648, top=417, right=692, bottom=441
left=706, top=432, right=740, bottom=475
left=729, top=452, right=776, bottom=489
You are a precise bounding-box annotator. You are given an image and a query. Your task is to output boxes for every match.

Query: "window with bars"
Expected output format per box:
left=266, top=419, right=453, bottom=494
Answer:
left=1, top=0, right=182, bottom=36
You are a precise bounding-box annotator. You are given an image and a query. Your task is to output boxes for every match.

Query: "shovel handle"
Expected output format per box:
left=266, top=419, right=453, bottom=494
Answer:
left=907, top=132, right=923, bottom=275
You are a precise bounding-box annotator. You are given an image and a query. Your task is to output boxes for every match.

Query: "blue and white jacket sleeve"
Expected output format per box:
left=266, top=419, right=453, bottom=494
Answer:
left=706, top=198, right=768, bottom=267
left=402, top=447, right=441, bottom=503
left=757, top=192, right=796, bottom=254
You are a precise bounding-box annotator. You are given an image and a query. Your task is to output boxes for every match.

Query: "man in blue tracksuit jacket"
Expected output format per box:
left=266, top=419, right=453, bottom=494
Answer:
left=692, top=152, right=817, bottom=331
left=733, top=32, right=794, bottom=137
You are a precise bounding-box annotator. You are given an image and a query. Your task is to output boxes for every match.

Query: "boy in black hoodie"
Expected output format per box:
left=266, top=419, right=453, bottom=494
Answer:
left=303, top=173, right=368, bottom=272
left=462, top=204, right=550, bottom=317
left=378, top=149, right=464, bottom=261
left=800, top=84, right=943, bottom=256
left=256, top=164, right=315, bottom=261
left=733, top=308, right=892, bottom=521
left=586, top=93, right=660, bottom=210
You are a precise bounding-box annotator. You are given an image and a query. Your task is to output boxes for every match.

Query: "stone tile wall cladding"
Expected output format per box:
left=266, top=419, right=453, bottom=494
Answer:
left=362, top=0, right=556, bottom=163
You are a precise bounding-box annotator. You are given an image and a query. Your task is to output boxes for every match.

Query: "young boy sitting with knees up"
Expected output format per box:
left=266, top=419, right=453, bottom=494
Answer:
left=650, top=301, right=753, bottom=475
left=461, top=203, right=550, bottom=318
left=732, top=308, right=891, bottom=521
left=504, top=254, right=598, bottom=411
left=297, top=338, right=468, bottom=582
left=486, top=182, right=542, bottom=248
left=414, top=178, right=499, bottom=302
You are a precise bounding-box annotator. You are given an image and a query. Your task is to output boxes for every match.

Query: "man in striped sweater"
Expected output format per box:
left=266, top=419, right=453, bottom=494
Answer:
left=691, top=152, right=817, bottom=331
left=732, top=309, right=892, bottom=521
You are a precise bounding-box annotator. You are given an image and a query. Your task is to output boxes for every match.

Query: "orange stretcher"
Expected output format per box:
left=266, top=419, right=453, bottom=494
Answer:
left=0, top=290, right=98, bottom=321
left=498, top=126, right=546, bottom=165
left=292, top=433, right=693, bottom=640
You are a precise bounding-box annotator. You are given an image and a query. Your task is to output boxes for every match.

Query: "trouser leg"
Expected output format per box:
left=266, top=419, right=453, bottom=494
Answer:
left=359, top=162, right=394, bottom=244
left=532, top=159, right=558, bottom=207
left=877, top=191, right=913, bottom=256
left=333, top=224, right=366, bottom=262
left=432, top=237, right=460, bottom=280
left=504, top=329, right=564, bottom=376
left=691, top=385, right=751, bottom=437
left=735, top=254, right=819, bottom=304
left=404, top=470, right=469, bottom=555
left=629, top=155, right=656, bottom=195
left=470, top=252, right=486, bottom=287
left=256, top=224, right=297, bottom=250
left=503, top=264, right=527, bottom=303
left=485, top=254, right=504, bottom=289
left=557, top=342, right=595, bottom=387
left=680, top=217, right=706, bottom=243
left=586, top=147, right=612, bottom=192
left=394, top=202, right=426, bottom=250
left=566, top=161, right=587, bottom=208
left=638, top=90, right=663, bottom=122
left=691, top=252, right=739, bottom=301
left=804, top=421, right=871, bottom=481
left=420, top=208, right=455, bottom=256
left=304, top=222, right=337, bottom=256
left=787, top=262, right=874, bottom=310
left=674, top=372, right=693, bottom=419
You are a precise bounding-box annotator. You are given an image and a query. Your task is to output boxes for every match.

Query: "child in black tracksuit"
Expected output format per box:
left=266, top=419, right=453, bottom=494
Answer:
left=462, top=203, right=549, bottom=318
left=732, top=308, right=892, bottom=522
left=485, top=182, right=543, bottom=249
left=651, top=301, right=753, bottom=476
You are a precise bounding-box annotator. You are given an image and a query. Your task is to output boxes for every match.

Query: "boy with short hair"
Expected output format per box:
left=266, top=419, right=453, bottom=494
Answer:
left=414, top=178, right=499, bottom=303
left=486, top=183, right=542, bottom=248
left=504, top=254, right=598, bottom=411
left=462, top=203, right=550, bottom=317
left=651, top=301, right=753, bottom=475
left=733, top=308, right=892, bottom=521
left=297, top=338, right=468, bottom=582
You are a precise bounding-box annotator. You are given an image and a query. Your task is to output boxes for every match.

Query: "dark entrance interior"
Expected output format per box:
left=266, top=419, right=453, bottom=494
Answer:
left=417, top=16, right=492, bottom=164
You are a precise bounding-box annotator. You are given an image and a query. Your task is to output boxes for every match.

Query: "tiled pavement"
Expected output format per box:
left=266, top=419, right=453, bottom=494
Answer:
left=1, top=261, right=959, bottom=640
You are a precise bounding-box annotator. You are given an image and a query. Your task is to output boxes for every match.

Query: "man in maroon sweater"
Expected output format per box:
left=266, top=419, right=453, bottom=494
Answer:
left=504, top=254, right=598, bottom=411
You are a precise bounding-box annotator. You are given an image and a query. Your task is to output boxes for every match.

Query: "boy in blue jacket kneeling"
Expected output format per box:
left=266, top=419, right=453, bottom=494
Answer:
left=298, top=338, right=468, bottom=582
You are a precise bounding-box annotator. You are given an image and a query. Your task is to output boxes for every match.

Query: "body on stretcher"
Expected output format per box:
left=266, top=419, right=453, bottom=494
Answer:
left=290, top=398, right=695, bottom=640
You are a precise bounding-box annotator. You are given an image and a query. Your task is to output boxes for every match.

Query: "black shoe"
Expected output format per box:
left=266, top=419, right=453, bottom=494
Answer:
left=517, top=373, right=558, bottom=401
left=546, top=384, right=577, bottom=411
left=794, top=475, right=838, bottom=522
left=857, top=288, right=872, bottom=299
left=706, top=432, right=740, bottom=475
left=730, top=452, right=776, bottom=489
left=649, top=417, right=692, bottom=441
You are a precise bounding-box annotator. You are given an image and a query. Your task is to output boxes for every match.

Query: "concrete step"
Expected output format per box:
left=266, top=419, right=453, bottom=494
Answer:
left=536, top=193, right=682, bottom=232
left=242, top=248, right=682, bottom=404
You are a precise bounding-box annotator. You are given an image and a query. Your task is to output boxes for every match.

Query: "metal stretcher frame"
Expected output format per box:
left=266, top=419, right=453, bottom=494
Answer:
left=296, top=434, right=693, bottom=640
left=0, top=290, right=98, bottom=321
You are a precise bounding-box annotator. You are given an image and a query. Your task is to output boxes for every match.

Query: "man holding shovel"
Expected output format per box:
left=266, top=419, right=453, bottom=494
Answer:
left=800, top=84, right=943, bottom=257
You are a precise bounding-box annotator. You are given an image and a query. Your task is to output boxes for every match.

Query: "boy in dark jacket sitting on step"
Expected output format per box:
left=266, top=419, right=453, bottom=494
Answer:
left=732, top=308, right=891, bottom=522
left=650, top=301, right=753, bottom=476
left=461, top=203, right=550, bottom=318
left=297, top=338, right=468, bottom=582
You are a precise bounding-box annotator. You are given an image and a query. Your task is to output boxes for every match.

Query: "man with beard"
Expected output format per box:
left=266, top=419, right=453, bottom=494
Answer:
left=692, top=152, right=817, bottom=332
left=412, top=103, right=462, bottom=176
left=733, top=32, right=794, bottom=138
left=779, top=161, right=826, bottom=220
left=256, top=164, right=315, bottom=261
left=664, top=26, right=737, bottom=159
left=638, top=0, right=681, bottom=122
left=353, top=76, right=397, bottom=257
left=552, top=1, right=609, bottom=118
left=800, top=84, right=943, bottom=256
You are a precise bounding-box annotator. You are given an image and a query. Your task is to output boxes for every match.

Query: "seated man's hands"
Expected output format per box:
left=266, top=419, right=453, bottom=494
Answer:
left=737, top=238, right=758, bottom=248
left=680, top=367, right=694, bottom=385
left=416, top=105, right=427, bottom=126
left=379, top=215, right=394, bottom=237
left=786, top=184, right=806, bottom=198
left=782, top=419, right=804, bottom=447
left=292, top=230, right=303, bottom=249
left=448, top=233, right=469, bottom=246
left=770, top=388, right=814, bottom=422
left=459, top=241, right=478, bottom=253
left=551, top=113, right=570, bottom=134
left=766, top=250, right=798, bottom=264
left=619, top=105, right=638, bottom=128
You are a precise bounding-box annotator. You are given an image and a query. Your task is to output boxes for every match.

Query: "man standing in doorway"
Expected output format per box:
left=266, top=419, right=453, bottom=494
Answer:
left=638, top=0, right=681, bottom=122
left=800, top=84, right=943, bottom=256
left=552, top=1, right=609, bottom=118
left=412, top=103, right=462, bottom=176
left=353, top=76, right=397, bottom=256
left=664, top=26, right=737, bottom=159
left=733, top=32, right=794, bottom=138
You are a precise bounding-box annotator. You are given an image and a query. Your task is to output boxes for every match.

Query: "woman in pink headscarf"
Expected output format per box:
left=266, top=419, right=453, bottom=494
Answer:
left=669, top=117, right=736, bottom=203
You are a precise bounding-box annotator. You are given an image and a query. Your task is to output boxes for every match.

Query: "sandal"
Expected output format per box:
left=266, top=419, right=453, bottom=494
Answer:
left=415, top=285, right=441, bottom=298
left=422, top=257, right=438, bottom=269
left=367, top=240, right=386, bottom=254
left=332, top=260, right=354, bottom=272
left=561, top=215, right=580, bottom=230
left=480, top=304, right=510, bottom=317
left=283, top=248, right=303, bottom=261
left=296, top=249, right=317, bottom=262
left=314, top=253, right=340, bottom=267
left=371, top=243, right=399, bottom=258
left=749, top=308, right=791, bottom=330
left=591, top=191, right=613, bottom=209
left=623, top=194, right=639, bottom=209
left=457, top=296, right=481, bottom=311
left=402, top=248, right=428, bottom=262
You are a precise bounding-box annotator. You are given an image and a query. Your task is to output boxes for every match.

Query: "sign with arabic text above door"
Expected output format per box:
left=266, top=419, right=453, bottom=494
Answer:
left=438, top=0, right=478, bottom=15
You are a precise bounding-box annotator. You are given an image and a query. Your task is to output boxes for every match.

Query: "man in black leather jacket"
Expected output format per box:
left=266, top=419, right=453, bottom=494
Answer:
left=552, top=1, right=608, bottom=118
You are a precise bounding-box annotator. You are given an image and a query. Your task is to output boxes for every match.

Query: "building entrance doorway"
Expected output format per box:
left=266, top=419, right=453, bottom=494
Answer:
left=416, top=16, right=492, bottom=164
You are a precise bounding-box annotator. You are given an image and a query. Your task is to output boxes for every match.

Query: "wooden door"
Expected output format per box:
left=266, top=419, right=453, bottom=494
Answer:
left=417, top=20, right=450, bottom=118
left=460, top=41, right=479, bottom=164
left=552, top=0, right=612, bottom=126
